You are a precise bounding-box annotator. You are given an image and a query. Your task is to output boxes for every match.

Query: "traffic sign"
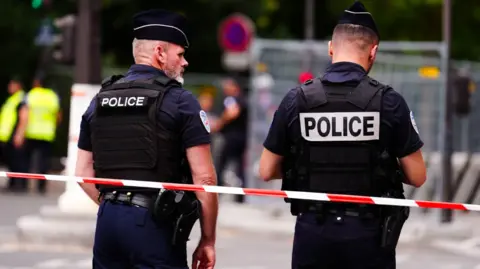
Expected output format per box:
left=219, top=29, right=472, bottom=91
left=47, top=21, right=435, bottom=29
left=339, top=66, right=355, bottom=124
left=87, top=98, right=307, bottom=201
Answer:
left=35, top=19, right=55, bottom=46
left=218, top=13, right=255, bottom=52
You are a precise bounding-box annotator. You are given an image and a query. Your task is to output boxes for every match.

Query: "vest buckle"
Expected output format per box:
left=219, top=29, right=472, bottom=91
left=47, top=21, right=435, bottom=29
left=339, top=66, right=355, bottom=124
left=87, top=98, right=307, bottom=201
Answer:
left=126, top=192, right=133, bottom=205
left=112, top=190, right=119, bottom=202
left=369, top=79, right=379, bottom=86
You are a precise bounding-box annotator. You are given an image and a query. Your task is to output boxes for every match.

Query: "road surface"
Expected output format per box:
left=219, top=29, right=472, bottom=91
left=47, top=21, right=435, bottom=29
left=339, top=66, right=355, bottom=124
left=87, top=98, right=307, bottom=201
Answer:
left=0, top=184, right=480, bottom=268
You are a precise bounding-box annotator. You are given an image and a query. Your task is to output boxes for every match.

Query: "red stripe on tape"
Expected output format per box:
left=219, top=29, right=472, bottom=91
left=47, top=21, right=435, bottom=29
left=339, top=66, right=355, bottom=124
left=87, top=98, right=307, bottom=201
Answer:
left=6, top=172, right=46, bottom=180
left=327, top=194, right=375, bottom=204
left=416, top=201, right=468, bottom=210
left=84, top=178, right=124, bottom=186
left=162, top=183, right=204, bottom=192
left=1, top=171, right=479, bottom=212
left=243, top=188, right=288, bottom=198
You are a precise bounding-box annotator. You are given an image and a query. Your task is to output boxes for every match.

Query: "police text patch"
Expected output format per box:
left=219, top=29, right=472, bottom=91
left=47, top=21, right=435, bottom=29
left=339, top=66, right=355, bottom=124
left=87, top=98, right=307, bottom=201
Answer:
left=300, top=112, right=380, bottom=142
left=100, top=96, right=147, bottom=107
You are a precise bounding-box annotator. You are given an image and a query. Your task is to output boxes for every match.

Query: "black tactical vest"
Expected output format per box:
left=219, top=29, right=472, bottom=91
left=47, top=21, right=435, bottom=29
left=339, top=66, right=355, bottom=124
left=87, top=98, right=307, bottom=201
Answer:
left=292, top=76, right=390, bottom=197
left=90, top=75, right=191, bottom=193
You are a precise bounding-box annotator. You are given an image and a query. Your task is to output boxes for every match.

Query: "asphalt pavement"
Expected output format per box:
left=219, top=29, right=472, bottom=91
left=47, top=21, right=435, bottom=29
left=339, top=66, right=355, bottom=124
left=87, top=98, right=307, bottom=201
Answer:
left=0, top=227, right=480, bottom=269
left=0, top=180, right=479, bottom=268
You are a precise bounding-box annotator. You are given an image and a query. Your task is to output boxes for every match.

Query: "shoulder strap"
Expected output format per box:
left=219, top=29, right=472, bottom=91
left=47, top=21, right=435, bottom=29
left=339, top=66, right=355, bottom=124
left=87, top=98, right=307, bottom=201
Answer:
left=100, top=75, right=182, bottom=93
left=299, top=78, right=327, bottom=110
left=101, top=75, right=125, bottom=88
left=348, top=76, right=389, bottom=110
left=152, top=76, right=181, bottom=88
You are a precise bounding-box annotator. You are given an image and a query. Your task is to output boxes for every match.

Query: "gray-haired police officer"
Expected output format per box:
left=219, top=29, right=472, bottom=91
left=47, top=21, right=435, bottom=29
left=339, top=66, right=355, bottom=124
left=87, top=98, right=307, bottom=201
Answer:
left=75, top=9, right=218, bottom=269
left=258, top=2, right=427, bottom=269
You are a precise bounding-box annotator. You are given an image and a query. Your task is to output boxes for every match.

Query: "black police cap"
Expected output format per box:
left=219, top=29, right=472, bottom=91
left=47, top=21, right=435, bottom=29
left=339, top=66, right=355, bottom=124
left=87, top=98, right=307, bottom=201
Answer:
left=133, top=9, right=189, bottom=49
left=337, top=1, right=379, bottom=39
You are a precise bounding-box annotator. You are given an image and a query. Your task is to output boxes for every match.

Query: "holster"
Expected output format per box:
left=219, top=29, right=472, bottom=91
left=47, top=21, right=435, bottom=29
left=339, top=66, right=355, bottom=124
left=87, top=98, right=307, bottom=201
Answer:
left=152, top=189, right=178, bottom=221
left=152, top=189, right=201, bottom=246
left=380, top=192, right=410, bottom=250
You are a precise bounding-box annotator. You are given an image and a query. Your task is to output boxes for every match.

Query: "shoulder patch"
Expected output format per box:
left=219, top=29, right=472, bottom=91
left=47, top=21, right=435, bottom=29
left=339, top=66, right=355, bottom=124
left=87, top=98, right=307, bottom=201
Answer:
left=410, top=111, right=419, bottom=134
left=199, top=110, right=211, bottom=133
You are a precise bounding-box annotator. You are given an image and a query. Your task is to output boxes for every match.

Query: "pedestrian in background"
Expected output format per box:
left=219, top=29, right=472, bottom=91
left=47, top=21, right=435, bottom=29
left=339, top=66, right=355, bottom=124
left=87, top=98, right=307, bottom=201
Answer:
left=0, top=77, right=29, bottom=193
left=25, top=75, right=62, bottom=194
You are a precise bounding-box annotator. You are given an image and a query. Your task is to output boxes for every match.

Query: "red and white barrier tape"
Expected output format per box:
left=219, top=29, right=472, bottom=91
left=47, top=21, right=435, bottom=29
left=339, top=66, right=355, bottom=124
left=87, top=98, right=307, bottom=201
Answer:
left=1, top=171, right=480, bottom=211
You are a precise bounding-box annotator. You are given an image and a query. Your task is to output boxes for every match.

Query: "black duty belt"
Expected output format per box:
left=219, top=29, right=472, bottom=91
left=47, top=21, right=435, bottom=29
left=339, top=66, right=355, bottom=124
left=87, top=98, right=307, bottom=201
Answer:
left=101, top=191, right=154, bottom=208
left=304, top=204, right=379, bottom=218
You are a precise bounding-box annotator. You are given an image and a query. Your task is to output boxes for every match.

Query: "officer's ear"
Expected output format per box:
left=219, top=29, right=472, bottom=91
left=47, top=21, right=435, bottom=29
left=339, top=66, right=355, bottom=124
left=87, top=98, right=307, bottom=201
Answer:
left=328, top=41, right=333, bottom=57
left=369, top=45, right=378, bottom=61
left=155, top=45, right=168, bottom=64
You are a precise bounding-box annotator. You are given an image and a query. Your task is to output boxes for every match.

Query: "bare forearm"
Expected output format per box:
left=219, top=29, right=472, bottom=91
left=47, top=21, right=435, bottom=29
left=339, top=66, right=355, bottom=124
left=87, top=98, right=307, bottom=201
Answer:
left=194, top=175, right=218, bottom=244
left=196, top=191, right=218, bottom=243
left=16, top=109, right=28, bottom=138
left=75, top=155, right=99, bottom=205
left=16, top=121, right=27, bottom=137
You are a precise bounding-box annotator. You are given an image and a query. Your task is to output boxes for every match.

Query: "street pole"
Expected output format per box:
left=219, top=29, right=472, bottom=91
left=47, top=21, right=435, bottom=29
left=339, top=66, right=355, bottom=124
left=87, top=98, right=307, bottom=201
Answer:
left=56, top=0, right=102, bottom=214
left=303, top=0, right=315, bottom=72
left=75, top=0, right=102, bottom=84
left=304, top=0, right=314, bottom=40
left=441, top=0, right=453, bottom=223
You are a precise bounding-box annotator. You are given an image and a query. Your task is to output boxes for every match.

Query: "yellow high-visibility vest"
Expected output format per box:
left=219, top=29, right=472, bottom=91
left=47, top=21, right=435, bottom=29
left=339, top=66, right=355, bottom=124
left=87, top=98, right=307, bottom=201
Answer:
left=26, top=87, right=60, bottom=142
left=0, top=91, right=25, bottom=142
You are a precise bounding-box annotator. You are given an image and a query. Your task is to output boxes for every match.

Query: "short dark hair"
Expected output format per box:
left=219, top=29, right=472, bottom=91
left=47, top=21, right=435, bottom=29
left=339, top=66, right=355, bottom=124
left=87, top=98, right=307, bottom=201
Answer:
left=332, top=24, right=379, bottom=51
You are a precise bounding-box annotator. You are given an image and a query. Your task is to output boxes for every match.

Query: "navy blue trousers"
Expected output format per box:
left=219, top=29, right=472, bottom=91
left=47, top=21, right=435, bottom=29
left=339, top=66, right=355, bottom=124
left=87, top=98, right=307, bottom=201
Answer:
left=292, top=213, right=396, bottom=269
left=3, top=142, right=29, bottom=190
left=26, top=139, right=53, bottom=191
left=93, top=200, right=189, bottom=269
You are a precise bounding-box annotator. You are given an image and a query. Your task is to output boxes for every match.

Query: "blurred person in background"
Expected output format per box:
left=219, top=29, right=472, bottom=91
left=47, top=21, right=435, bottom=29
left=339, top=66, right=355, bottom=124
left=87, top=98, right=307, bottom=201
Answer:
left=211, top=77, right=248, bottom=203
left=198, top=90, right=217, bottom=123
left=0, top=77, right=29, bottom=192
left=198, top=90, right=218, bottom=153
left=25, top=75, right=61, bottom=194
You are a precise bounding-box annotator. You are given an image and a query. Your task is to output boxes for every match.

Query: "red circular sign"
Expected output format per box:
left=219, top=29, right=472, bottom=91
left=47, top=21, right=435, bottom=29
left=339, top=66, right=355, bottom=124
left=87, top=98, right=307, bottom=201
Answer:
left=218, top=14, right=254, bottom=52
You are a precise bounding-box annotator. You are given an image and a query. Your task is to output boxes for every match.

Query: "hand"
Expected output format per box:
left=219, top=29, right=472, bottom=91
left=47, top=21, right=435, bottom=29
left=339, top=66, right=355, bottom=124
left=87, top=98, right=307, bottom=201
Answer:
left=13, top=134, right=24, bottom=148
left=192, top=239, right=215, bottom=269
left=224, top=105, right=240, bottom=121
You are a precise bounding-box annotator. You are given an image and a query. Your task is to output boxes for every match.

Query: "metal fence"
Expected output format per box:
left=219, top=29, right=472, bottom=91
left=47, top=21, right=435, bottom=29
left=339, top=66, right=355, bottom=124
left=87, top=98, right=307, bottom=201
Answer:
left=245, top=38, right=480, bottom=205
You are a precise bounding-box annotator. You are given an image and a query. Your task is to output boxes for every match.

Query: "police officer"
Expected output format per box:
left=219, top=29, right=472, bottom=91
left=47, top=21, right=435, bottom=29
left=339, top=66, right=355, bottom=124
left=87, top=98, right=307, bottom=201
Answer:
left=75, top=10, right=218, bottom=269
left=0, top=77, right=29, bottom=192
left=258, top=2, right=427, bottom=268
left=211, top=78, right=248, bottom=203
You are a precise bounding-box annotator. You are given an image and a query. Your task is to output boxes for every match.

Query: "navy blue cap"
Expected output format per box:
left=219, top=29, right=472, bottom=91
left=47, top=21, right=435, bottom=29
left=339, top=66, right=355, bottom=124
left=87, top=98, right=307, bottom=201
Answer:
left=133, top=9, right=189, bottom=48
left=337, top=1, right=379, bottom=38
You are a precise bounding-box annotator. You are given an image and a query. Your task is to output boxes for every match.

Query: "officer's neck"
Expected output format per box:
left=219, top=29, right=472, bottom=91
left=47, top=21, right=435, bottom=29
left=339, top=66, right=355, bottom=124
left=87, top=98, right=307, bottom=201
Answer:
left=134, top=61, right=163, bottom=72
left=9, top=89, right=20, bottom=95
left=331, top=54, right=369, bottom=72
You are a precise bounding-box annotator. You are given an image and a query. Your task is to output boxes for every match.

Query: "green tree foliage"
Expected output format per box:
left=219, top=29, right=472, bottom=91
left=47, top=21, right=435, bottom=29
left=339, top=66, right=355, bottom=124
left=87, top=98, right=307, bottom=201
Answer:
left=2, top=0, right=480, bottom=81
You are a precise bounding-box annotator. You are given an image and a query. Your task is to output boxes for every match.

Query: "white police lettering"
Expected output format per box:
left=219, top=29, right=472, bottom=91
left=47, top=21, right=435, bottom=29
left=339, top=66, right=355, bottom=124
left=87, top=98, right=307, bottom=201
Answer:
left=410, top=111, right=419, bottom=134
left=100, top=96, right=146, bottom=107
left=300, top=112, right=380, bottom=142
